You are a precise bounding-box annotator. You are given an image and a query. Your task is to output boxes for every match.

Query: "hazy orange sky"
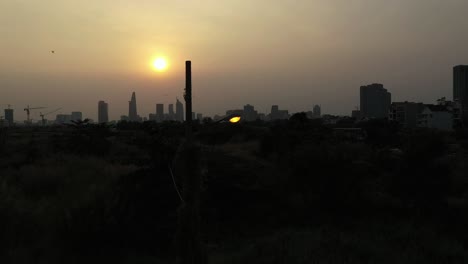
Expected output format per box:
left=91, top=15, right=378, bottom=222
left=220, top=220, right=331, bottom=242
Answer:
left=1, top=0, right=468, bottom=121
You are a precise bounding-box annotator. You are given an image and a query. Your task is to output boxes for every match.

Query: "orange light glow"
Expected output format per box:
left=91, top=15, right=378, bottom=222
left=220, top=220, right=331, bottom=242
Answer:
left=229, top=116, right=241, bottom=123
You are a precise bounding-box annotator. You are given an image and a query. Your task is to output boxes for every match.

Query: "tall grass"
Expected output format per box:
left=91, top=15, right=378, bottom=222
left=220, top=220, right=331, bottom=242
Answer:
left=210, top=223, right=467, bottom=264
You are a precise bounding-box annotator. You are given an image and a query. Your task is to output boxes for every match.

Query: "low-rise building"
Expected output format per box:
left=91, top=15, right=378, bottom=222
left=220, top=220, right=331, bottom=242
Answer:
left=243, top=104, right=258, bottom=121
left=418, top=105, right=453, bottom=130
left=389, top=102, right=425, bottom=128
left=55, top=114, right=72, bottom=124
left=313, top=105, right=321, bottom=118
left=0, top=119, right=9, bottom=127
left=269, top=105, right=289, bottom=120
left=71, top=111, right=83, bottom=121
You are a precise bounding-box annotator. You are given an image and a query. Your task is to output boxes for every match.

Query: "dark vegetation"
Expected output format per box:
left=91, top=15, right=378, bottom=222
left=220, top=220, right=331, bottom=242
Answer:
left=1, top=115, right=468, bottom=263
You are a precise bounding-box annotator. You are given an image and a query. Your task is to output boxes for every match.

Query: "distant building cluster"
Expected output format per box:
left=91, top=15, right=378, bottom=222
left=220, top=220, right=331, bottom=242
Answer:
left=148, top=98, right=185, bottom=122
left=354, top=65, right=468, bottom=130
left=0, top=106, right=82, bottom=126
left=53, top=111, right=83, bottom=125
left=220, top=104, right=321, bottom=122
left=2, top=65, right=468, bottom=130
left=388, top=99, right=459, bottom=131
left=224, top=105, right=286, bottom=121
left=269, top=105, right=289, bottom=120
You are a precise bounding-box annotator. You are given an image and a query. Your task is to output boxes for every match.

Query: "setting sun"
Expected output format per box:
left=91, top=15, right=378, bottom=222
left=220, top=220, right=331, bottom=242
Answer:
left=152, top=58, right=168, bottom=72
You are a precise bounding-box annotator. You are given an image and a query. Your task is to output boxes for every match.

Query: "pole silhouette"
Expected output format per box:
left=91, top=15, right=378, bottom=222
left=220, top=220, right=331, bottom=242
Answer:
left=185, top=61, right=192, bottom=139
left=176, top=60, right=206, bottom=264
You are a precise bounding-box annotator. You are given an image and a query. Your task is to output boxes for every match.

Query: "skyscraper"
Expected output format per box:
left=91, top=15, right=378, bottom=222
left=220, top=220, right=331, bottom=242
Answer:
left=175, top=98, right=184, bottom=121
left=168, top=104, right=174, bottom=120
left=128, top=92, right=138, bottom=121
left=98, top=101, right=109, bottom=123
left=4, top=108, right=14, bottom=125
left=156, top=104, right=164, bottom=122
left=454, top=65, right=468, bottom=125
left=360, top=83, right=391, bottom=119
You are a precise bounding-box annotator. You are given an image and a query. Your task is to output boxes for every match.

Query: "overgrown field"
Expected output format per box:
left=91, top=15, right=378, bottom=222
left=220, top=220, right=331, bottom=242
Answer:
left=1, top=119, right=468, bottom=263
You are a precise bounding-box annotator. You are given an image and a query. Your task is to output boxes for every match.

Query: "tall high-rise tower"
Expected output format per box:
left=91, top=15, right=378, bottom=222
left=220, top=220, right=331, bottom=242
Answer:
left=360, top=83, right=391, bottom=119
left=454, top=65, right=468, bottom=125
left=156, top=104, right=164, bottom=122
left=4, top=106, right=14, bottom=125
left=175, top=98, right=184, bottom=121
left=98, top=101, right=109, bottom=123
left=168, top=104, right=174, bottom=120
left=129, top=92, right=138, bottom=121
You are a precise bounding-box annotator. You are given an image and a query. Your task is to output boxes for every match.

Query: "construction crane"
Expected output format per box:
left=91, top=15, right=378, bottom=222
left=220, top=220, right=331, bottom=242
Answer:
left=24, top=105, right=46, bottom=124
left=40, top=108, right=62, bottom=126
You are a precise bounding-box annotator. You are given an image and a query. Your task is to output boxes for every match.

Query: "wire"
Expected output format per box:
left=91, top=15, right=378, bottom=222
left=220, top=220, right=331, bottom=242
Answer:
left=168, top=164, right=184, bottom=203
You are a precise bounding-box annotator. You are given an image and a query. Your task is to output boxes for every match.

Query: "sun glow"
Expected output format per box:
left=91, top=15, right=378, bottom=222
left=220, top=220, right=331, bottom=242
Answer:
left=152, top=57, right=168, bottom=72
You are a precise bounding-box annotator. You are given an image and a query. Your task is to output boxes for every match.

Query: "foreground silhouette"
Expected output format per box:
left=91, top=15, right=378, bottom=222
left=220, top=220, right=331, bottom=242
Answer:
left=1, top=118, right=468, bottom=263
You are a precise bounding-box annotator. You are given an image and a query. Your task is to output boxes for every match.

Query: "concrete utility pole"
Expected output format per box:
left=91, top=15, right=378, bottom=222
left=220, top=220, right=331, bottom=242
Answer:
left=185, top=61, right=193, bottom=140
left=176, top=60, right=206, bottom=264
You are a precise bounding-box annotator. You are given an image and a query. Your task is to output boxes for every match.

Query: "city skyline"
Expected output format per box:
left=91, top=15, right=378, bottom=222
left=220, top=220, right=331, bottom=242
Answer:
left=0, top=71, right=463, bottom=124
left=2, top=1, right=468, bottom=121
left=0, top=64, right=462, bottom=122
